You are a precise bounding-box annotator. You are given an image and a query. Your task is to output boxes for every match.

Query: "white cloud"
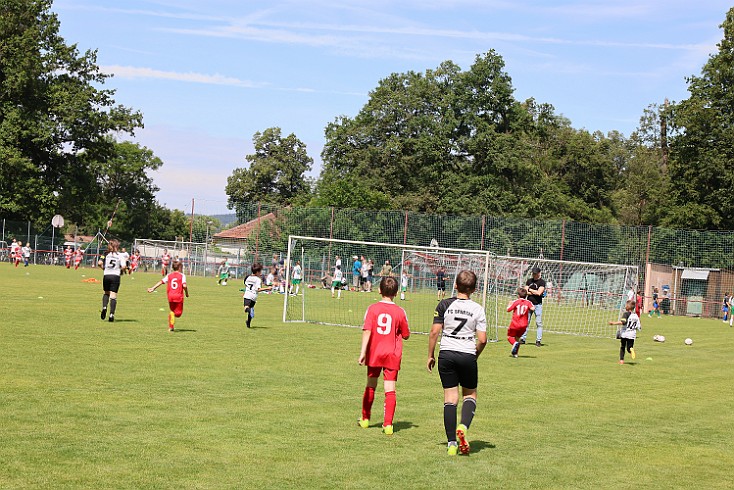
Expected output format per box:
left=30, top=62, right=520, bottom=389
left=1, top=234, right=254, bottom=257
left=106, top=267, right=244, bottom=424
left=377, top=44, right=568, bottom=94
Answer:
left=102, top=65, right=266, bottom=89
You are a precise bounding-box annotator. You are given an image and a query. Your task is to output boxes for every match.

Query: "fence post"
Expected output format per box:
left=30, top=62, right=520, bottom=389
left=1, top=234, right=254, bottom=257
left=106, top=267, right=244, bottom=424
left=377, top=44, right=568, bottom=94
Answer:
left=403, top=210, right=408, bottom=245
left=27, top=221, right=31, bottom=244
left=480, top=215, right=486, bottom=250
left=254, top=202, right=262, bottom=262
left=327, top=207, right=334, bottom=269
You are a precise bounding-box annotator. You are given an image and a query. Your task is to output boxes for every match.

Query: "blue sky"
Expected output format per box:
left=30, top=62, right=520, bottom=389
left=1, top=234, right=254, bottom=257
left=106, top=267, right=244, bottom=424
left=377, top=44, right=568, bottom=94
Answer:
left=53, top=1, right=731, bottom=216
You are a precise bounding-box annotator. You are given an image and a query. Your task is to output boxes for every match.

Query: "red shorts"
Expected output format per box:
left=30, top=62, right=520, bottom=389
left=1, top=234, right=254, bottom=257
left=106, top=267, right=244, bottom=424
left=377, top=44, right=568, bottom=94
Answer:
left=169, top=301, right=184, bottom=317
left=367, top=366, right=398, bottom=381
left=508, top=326, right=527, bottom=338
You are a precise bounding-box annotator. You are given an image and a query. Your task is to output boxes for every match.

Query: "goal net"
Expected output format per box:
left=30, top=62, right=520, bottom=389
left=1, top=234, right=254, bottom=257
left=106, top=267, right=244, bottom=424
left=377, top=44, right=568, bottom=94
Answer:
left=283, top=236, right=637, bottom=340
left=488, top=256, right=638, bottom=338
left=282, top=236, right=498, bottom=340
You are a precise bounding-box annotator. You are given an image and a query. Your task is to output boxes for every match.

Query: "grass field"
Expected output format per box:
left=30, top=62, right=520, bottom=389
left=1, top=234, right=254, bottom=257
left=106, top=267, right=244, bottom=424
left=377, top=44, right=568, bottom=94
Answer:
left=2, top=263, right=733, bottom=489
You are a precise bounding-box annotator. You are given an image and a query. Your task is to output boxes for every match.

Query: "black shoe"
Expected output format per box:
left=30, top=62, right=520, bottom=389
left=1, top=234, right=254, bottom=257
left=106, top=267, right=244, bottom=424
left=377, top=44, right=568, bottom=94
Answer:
left=108, top=315, right=114, bottom=323
left=101, top=308, right=107, bottom=320
left=535, top=340, right=542, bottom=347
left=520, top=339, right=526, bottom=344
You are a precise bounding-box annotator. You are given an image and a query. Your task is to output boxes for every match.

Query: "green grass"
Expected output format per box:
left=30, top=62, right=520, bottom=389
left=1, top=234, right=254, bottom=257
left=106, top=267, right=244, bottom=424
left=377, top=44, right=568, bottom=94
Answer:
left=2, top=263, right=733, bottom=489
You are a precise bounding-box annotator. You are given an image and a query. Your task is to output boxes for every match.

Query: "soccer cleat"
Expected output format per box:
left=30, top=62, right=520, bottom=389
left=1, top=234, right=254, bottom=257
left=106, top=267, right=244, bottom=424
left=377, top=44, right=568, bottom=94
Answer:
left=520, top=339, right=526, bottom=344
left=382, top=425, right=393, bottom=435
left=630, top=348, right=636, bottom=360
left=447, top=442, right=458, bottom=456
left=101, top=308, right=107, bottom=320
left=108, top=315, right=114, bottom=323
left=619, top=360, right=624, bottom=364
left=511, top=341, right=520, bottom=356
left=169, top=327, right=174, bottom=332
left=358, top=418, right=369, bottom=429
left=456, top=424, right=470, bottom=454
left=535, top=340, right=542, bottom=347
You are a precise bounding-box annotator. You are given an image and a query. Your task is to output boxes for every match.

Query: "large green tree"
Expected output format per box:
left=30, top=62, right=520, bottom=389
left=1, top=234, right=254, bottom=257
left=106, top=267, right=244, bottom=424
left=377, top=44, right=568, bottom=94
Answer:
left=0, top=0, right=166, bottom=239
left=226, top=127, right=313, bottom=208
left=666, top=7, right=734, bottom=229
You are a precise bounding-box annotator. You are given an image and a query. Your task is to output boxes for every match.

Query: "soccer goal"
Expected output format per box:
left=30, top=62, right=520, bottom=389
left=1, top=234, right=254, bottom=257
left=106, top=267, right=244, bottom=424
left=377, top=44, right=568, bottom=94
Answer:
left=488, top=256, right=638, bottom=339
left=283, top=235, right=638, bottom=340
left=282, top=235, right=498, bottom=340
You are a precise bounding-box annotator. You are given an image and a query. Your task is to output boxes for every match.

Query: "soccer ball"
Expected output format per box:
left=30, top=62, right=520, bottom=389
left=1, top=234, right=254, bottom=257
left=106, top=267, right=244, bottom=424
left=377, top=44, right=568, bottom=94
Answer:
left=684, top=338, right=693, bottom=345
left=653, top=335, right=666, bottom=342
left=221, top=279, right=227, bottom=286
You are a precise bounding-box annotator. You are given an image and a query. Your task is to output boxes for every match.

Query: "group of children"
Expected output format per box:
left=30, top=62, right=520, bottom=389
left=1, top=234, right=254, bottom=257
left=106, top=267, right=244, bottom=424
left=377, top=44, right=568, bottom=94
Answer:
left=8, top=238, right=31, bottom=267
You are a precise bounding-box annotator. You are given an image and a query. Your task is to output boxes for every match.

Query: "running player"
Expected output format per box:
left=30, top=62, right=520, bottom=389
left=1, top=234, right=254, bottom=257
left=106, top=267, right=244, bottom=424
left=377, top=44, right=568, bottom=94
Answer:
left=64, top=246, right=73, bottom=268
left=357, top=277, right=410, bottom=435
left=98, top=239, right=125, bottom=322
left=400, top=271, right=409, bottom=301
left=242, top=263, right=271, bottom=328
left=506, top=287, right=535, bottom=358
left=609, top=300, right=642, bottom=364
left=9, top=238, right=19, bottom=265
left=129, top=250, right=140, bottom=274
left=148, top=260, right=189, bottom=332
left=427, top=270, right=488, bottom=456
left=73, top=248, right=84, bottom=270
left=22, top=242, right=32, bottom=267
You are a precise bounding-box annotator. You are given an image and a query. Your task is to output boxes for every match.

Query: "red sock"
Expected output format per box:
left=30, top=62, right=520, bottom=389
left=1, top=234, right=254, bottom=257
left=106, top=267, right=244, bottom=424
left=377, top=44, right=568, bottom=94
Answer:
left=362, top=386, right=375, bottom=420
left=384, top=391, right=396, bottom=426
left=508, top=336, right=516, bottom=345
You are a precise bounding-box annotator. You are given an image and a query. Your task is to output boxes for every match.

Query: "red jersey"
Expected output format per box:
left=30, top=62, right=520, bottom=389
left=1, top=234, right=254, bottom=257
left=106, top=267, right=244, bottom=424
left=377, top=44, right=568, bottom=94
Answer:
left=507, top=298, right=534, bottom=329
left=64, top=249, right=72, bottom=261
left=362, top=300, right=410, bottom=370
left=161, top=254, right=171, bottom=267
left=163, top=271, right=186, bottom=302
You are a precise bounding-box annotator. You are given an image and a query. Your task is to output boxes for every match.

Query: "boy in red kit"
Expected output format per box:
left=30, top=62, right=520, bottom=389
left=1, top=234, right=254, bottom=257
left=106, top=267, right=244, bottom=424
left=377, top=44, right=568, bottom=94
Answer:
left=73, top=248, right=84, bottom=270
left=507, top=288, right=535, bottom=358
left=148, top=260, right=189, bottom=332
left=64, top=246, right=73, bottom=268
left=357, top=276, right=410, bottom=435
left=635, top=288, right=643, bottom=316
left=160, top=249, right=171, bottom=276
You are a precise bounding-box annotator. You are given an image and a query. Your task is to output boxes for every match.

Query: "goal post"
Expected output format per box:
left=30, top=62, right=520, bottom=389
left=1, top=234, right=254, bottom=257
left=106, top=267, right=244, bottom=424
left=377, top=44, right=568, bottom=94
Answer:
left=283, top=235, right=498, bottom=340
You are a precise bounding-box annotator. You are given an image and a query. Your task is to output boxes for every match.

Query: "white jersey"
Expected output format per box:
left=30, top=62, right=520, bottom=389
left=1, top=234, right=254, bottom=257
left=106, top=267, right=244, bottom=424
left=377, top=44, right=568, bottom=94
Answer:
left=620, top=311, right=641, bottom=340
left=119, top=252, right=130, bottom=268
left=433, top=297, right=487, bottom=355
left=335, top=258, right=341, bottom=270
left=293, top=265, right=302, bottom=280
left=401, top=274, right=408, bottom=288
left=361, top=262, right=369, bottom=278
left=102, top=252, right=123, bottom=276
left=22, top=246, right=31, bottom=258
left=334, top=269, right=343, bottom=283
left=244, top=275, right=263, bottom=301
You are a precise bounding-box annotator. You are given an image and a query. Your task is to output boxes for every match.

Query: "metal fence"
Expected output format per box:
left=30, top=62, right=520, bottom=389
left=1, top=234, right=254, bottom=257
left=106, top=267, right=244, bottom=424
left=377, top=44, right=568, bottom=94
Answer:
left=6, top=204, right=734, bottom=319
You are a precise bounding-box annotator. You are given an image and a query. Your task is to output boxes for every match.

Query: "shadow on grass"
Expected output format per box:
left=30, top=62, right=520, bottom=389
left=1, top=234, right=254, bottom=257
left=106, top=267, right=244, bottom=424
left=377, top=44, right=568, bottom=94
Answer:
left=172, top=329, right=197, bottom=333
left=435, top=439, right=496, bottom=453
left=110, top=319, right=138, bottom=323
left=393, top=420, right=417, bottom=432
left=246, top=325, right=270, bottom=329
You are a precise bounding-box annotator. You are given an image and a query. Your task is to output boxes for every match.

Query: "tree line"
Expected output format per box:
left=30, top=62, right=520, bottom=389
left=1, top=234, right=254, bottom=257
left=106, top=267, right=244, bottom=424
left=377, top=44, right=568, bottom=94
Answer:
left=227, top=8, right=734, bottom=232
left=3, top=2, right=733, bottom=243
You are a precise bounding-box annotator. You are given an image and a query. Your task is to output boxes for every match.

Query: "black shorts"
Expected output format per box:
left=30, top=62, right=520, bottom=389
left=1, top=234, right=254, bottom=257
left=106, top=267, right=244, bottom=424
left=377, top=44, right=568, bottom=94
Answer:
left=103, top=274, right=121, bottom=293
left=438, top=350, right=478, bottom=389
left=437, top=282, right=446, bottom=291
left=243, top=298, right=257, bottom=309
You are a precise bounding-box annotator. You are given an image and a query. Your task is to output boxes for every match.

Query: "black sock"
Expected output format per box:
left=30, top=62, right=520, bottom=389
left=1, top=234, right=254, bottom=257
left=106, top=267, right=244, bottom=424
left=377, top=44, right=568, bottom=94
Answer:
left=102, top=294, right=109, bottom=309
left=109, top=298, right=117, bottom=316
left=444, top=403, right=457, bottom=442
left=460, top=397, right=477, bottom=429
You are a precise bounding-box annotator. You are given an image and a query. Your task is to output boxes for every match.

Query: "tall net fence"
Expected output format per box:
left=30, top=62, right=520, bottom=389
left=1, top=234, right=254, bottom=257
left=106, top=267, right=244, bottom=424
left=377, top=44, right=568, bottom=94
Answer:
left=6, top=199, right=734, bottom=319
